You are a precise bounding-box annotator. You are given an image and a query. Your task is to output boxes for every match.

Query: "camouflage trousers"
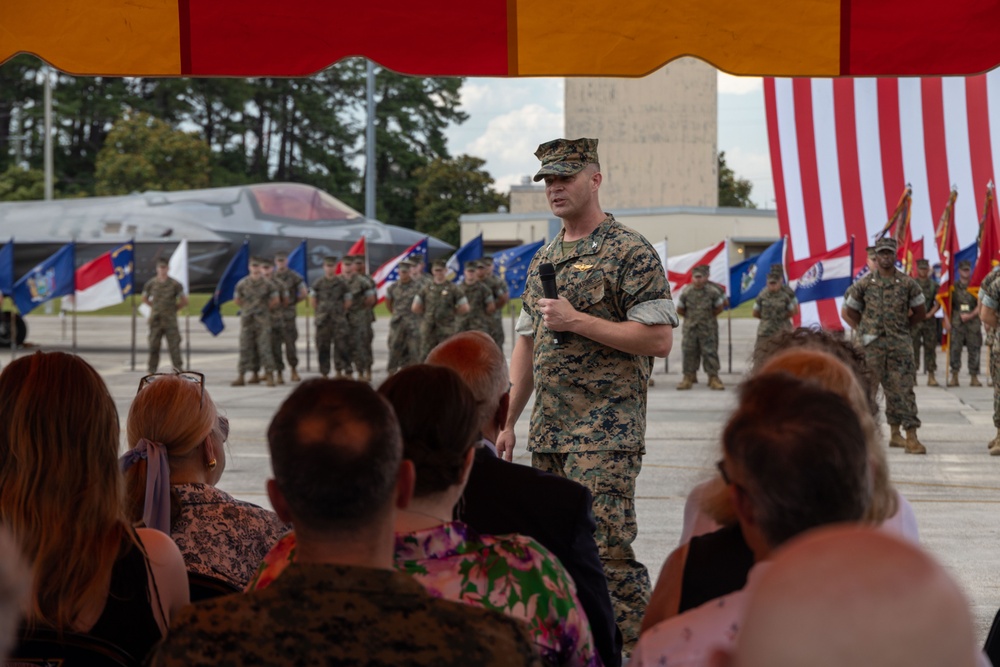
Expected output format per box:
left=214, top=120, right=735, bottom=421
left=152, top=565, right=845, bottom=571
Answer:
left=387, top=318, right=421, bottom=373
left=681, top=328, right=720, bottom=375
left=911, top=319, right=938, bottom=373
left=238, top=315, right=275, bottom=374
left=270, top=315, right=299, bottom=372
left=864, top=336, right=920, bottom=429
left=489, top=312, right=505, bottom=350
left=949, top=322, right=982, bottom=374
left=532, top=450, right=650, bottom=655
left=346, top=312, right=374, bottom=373
left=147, top=315, right=182, bottom=373
left=316, top=314, right=349, bottom=376
left=420, top=320, right=457, bottom=361
left=992, top=341, right=1000, bottom=427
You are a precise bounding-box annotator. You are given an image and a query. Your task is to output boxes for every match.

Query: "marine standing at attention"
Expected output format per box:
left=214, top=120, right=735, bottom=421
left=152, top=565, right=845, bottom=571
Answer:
left=385, top=259, right=423, bottom=374
left=232, top=257, right=280, bottom=387
left=310, top=257, right=351, bottom=379
left=911, top=258, right=941, bottom=386
left=675, top=265, right=726, bottom=390
left=412, top=259, right=469, bottom=360
left=272, top=251, right=307, bottom=382
left=752, top=266, right=798, bottom=352
left=498, top=138, right=677, bottom=654
left=142, top=257, right=187, bottom=373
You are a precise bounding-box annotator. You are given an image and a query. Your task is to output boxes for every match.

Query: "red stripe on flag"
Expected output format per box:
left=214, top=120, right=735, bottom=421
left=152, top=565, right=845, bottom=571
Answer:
left=920, top=78, right=952, bottom=212
left=764, top=79, right=791, bottom=244
left=833, top=79, right=866, bottom=268
left=966, top=75, right=996, bottom=214
left=792, top=80, right=827, bottom=257
left=877, top=80, right=907, bottom=217
left=75, top=253, right=113, bottom=291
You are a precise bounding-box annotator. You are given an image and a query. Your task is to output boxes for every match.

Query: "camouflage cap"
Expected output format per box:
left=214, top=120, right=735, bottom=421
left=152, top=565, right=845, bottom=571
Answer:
left=351, top=256, right=366, bottom=264
left=250, top=256, right=264, bottom=265
left=465, top=260, right=480, bottom=271
left=874, top=237, right=897, bottom=254
left=692, top=264, right=710, bottom=277
left=155, top=258, right=169, bottom=268
left=916, top=258, right=930, bottom=268
left=398, top=258, right=416, bottom=268
left=768, top=263, right=784, bottom=277
left=866, top=246, right=877, bottom=260
left=260, top=257, right=274, bottom=267
left=532, top=137, right=599, bottom=182
left=323, top=256, right=338, bottom=266
left=430, top=259, right=447, bottom=269
left=958, top=258, right=972, bottom=269
left=274, top=251, right=288, bottom=260
left=480, top=255, right=494, bottom=264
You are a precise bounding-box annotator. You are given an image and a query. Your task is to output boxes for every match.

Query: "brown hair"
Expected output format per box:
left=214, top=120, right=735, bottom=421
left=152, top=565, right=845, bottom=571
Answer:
left=0, top=352, right=128, bottom=630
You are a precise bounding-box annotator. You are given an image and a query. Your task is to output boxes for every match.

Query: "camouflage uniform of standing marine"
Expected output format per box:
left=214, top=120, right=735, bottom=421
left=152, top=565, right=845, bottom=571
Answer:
left=459, top=260, right=496, bottom=333
left=752, top=267, right=797, bottom=353
left=976, top=267, right=1000, bottom=454
left=232, top=257, right=280, bottom=387
left=844, top=237, right=927, bottom=453
left=505, top=138, right=678, bottom=655
left=345, top=256, right=377, bottom=381
left=413, top=260, right=469, bottom=360
left=676, top=265, right=726, bottom=390
left=311, top=257, right=352, bottom=378
left=479, top=256, right=509, bottom=349
left=271, top=251, right=306, bottom=382
left=385, top=259, right=423, bottom=374
left=948, top=259, right=983, bottom=386
left=911, top=258, right=941, bottom=386
left=142, top=258, right=186, bottom=374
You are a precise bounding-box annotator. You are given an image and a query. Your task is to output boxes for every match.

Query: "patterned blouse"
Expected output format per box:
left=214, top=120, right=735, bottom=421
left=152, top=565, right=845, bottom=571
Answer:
left=171, top=483, right=287, bottom=589
left=249, top=522, right=601, bottom=667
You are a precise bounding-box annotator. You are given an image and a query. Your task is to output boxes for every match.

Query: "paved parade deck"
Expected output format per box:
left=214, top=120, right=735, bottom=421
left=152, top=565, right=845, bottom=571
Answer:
left=19, top=313, right=1000, bottom=642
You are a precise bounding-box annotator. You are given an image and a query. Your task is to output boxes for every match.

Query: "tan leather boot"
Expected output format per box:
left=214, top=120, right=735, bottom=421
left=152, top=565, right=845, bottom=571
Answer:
left=947, top=372, right=959, bottom=387
left=290, top=367, right=301, bottom=382
left=265, top=372, right=276, bottom=387
left=275, top=371, right=285, bottom=385
left=248, top=372, right=262, bottom=385
left=648, top=377, right=655, bottom=387
left=889, top=424, right=906, bottom=448
left=927, top=372, right=938, bottom=387
left=904, top=428, right=927, bottom=455
left=230, top=374, right=245, bottom=387
left=676, top=373, right=695, bottom=390
left=971, top=374, right=982, bottom=387
left=990, top=429, right=1000, bottom=455
left=708, top=375, right=725, bottom=391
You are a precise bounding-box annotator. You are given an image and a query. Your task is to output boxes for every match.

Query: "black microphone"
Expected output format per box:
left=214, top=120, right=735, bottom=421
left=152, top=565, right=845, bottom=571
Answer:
left=538, top=262, right=566, bottom=346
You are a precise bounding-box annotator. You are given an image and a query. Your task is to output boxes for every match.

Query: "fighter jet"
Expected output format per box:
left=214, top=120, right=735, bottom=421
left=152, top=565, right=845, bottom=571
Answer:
left=0, top=182, right=452, bottom=291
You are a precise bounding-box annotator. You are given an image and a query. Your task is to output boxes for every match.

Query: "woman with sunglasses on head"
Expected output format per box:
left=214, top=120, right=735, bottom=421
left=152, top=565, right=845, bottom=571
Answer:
left=123, top=372, right=286, bottom=589
left=0, top=352, right=189, bottom=663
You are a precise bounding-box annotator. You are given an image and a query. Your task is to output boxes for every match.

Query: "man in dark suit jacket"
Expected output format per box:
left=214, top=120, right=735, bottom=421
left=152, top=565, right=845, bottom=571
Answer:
left=427, top=332, right=622, bottom=667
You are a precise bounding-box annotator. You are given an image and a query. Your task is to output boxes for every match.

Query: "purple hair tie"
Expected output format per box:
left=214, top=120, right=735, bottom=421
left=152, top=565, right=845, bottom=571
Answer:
left=119, top=438, right=172, bottom=534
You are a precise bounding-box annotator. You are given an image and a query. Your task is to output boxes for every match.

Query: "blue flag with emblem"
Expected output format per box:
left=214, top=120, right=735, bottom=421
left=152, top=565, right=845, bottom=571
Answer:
left=494, top=240, right=545, bottom=299
left=446, top=233, right=483, bottom=283
left=12, top=242, right=75, bottom=315
left=0, top=239, right=13, bottom=295
left=200, top=241, right=250, bottom=336
left=955, top=241, right=978, bottom=273
left=287, top=239, right=308, bottom=280
left=727, top=238, right=785, bottom=308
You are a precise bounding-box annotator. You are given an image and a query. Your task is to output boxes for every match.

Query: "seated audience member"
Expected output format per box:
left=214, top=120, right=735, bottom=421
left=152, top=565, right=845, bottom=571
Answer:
left=645, top=333, right=918, bottom=629
left=631, top=371, right=870, bottom=666
left=0, top=527, right=27, bottom=659
left=250, top=366, right=598, bottom=667
left=713, top=526, right=985, bottom=667
left=123, top=372, right=286, bottom=589
left=0, top=352, right=188, bottom=663
left=426, top=331, right=621, bottom=667
left=151, top=379, right=542, bottom=667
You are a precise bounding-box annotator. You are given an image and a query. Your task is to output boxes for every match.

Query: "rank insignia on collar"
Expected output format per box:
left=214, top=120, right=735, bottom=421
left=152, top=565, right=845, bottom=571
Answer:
left=574, top=263, right=594, bottom=271
left=592, top=241, right=598, bottom=249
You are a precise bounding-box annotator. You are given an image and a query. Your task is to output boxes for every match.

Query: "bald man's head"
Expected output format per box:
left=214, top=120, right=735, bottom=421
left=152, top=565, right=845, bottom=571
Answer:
left=718, top=526, right=978, bottom=667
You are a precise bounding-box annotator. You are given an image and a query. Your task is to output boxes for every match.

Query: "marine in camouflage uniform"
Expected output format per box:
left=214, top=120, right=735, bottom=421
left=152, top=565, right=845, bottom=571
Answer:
left=844, top=237, right=927, bottom=454
left=504, top=137, right=678, bottom=656
left=413, top=260, right=470, bottom=360
left=976, top=267, right=1000, bottom=454
left=271, top=252, right=307, bottom=382
left=479, top=256, right=509, bottom=349
left=981, top=264, right=1000, bottom=389
left=345, top=256, right=377, bottom=381
left=232, top=258, right=280, bottom=387
left=459, top=261, right=496, bottom=333
left=141, top=258, right=187, bottom=374
left=911, top=258, right=941, bottom=386
left=675, top=265, right=726, bottom=390
left=255, top=258, right=284, bottom=384
left=947, top=259, right=983, bottom=386
left=385, top=259, right=423, bottom=374
left=310, top=257, right=351, bottom=378
left=752, top=272, right=797, bottom=353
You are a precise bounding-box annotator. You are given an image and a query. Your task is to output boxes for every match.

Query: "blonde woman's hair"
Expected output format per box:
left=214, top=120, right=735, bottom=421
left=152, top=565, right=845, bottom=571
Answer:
left=125, top=375, right=220, bottom=526
left=0, top=352, right=128, bottom=631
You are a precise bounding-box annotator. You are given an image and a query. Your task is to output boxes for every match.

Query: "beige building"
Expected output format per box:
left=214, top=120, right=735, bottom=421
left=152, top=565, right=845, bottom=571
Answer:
left=462, top=58, right=779, bottom=262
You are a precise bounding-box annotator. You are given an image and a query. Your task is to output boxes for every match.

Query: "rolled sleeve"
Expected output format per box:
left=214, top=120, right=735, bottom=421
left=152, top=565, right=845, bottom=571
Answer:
left=515, top=309, right=533, bottom=336
left=627, top=298, right=679, bottom=327
left=909, top=293, right=926, bottom=309
left=982, top=292, right=999, bottom=311
left=845, top=295, right=864, bottom=311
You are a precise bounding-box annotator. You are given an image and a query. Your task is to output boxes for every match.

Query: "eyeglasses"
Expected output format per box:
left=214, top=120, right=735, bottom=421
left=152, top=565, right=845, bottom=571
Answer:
left=138, top=371, right=206, bottom=406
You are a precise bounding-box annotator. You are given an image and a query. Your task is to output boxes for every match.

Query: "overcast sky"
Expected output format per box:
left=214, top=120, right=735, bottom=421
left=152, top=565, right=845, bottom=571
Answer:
left=443, top=72, right=775, bottom=209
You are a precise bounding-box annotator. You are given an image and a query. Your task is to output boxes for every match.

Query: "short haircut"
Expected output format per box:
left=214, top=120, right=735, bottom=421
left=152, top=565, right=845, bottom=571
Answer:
left=267, top=379, right=402, bottom=533
left=723, top=373, right=870, bottom=548
left=378, top=365, right=479, bottom=497
left=426, top=331, right=508, bottom=432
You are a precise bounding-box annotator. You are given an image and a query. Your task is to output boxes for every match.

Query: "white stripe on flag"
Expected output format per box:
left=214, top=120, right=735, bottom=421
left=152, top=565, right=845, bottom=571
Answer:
left=812, top=79, right=846, bottom=250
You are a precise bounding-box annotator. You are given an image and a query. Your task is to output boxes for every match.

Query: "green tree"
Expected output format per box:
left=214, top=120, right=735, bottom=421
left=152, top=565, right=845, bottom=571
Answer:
left=94, top=111, right=211, bottom=195
left=718, top=151, right=756, bottom=208
left=414, top=155, right=508, bottom=246
left=0, top=166, right=44, bottom=200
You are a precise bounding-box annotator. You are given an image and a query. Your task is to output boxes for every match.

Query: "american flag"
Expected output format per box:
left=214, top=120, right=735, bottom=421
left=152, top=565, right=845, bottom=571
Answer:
left=373, top=237, right=429, bottom=303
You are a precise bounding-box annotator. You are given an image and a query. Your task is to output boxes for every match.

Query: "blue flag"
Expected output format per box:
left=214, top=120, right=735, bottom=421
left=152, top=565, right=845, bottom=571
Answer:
left=112, top=241, right=135, bottom=298
left=728, top=238, right=785, bottom=308
left=200, top=241, right=250, bottom=336
left=956, top=241, right=978, bottom=271
left=13, top=243, right=75, bottom=315
left=287, top=240, right=308, bottom=280
left=446, top=233, right=484, bottom=283
left=494, top=240, right=544, bottom=298
left=0, top=240, right=13, bottom=295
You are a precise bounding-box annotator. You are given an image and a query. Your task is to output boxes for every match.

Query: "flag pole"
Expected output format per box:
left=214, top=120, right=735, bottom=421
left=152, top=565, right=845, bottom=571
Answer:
left=72, top=301, right=77, bottom=353
left=663, top=235, right=669, bottom=376
left=185, top=309, right=191, bottom=370
left=130, top=289, right=137, bottom=371
left=9, top=303, right=16, bottom=363
left=305, top=298, right=311, bottom=372
left=726, top=238, right=732, bottom=375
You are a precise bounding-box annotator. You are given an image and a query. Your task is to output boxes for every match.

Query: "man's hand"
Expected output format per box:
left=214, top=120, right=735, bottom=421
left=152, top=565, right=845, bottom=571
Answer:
left=496, top=429, right=516, bottom=462
left=538, top=296, right=579, bottom=332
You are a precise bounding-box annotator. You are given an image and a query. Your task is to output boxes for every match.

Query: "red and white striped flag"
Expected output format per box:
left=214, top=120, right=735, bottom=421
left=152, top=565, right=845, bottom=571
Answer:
left=765, top=71, right=1000, bottom=330
left=653, top=240, right=729, bottom=297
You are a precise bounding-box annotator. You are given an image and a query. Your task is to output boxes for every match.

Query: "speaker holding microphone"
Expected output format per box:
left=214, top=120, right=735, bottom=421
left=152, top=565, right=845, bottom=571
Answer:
left=538, top=262, right=566, bottom=346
